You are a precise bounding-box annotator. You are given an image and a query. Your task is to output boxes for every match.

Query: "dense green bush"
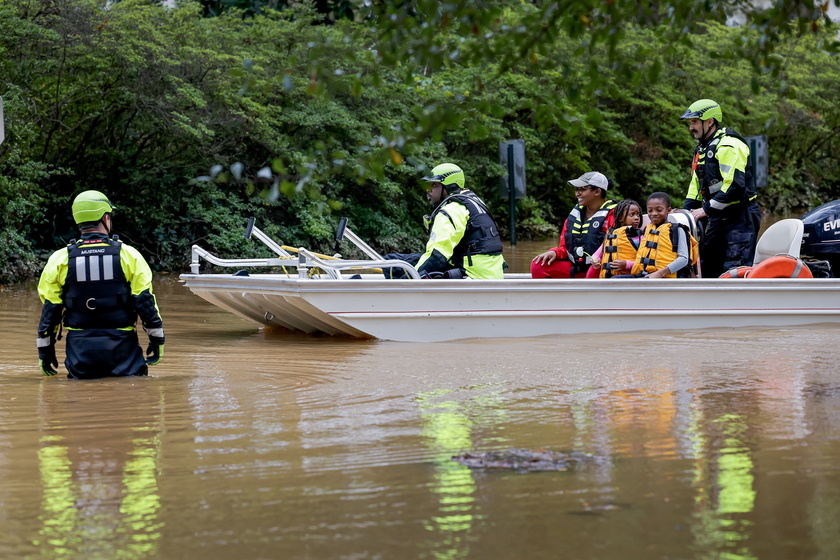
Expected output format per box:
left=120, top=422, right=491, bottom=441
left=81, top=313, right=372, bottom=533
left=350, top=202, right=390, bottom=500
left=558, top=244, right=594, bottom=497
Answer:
left=0, top=0, right=838, bottom=282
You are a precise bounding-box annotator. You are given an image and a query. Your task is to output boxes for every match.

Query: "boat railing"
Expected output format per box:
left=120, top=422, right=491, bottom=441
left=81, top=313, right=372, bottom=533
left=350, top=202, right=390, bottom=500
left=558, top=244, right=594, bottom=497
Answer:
left=244, top=217, right=294, bottom=258
left=244, top=216, right=385, bottom=262
left=189, top=244, right=420, bottom=279
left=296, top=248, right=421, bottom=279
left=189, top=216, right=419, bottom=278
left=335, top=217, right=384, bottom=261
left=189, top=244, right=300, bottom=274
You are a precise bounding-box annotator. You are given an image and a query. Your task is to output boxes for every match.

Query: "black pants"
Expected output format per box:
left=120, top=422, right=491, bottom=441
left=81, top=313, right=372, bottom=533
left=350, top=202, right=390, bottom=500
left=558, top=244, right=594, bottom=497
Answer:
left=700, top=201, right=762, bottom=278
left=64, top=328, right=148, bottom=379
left=382, top=252, right=422, bottom=279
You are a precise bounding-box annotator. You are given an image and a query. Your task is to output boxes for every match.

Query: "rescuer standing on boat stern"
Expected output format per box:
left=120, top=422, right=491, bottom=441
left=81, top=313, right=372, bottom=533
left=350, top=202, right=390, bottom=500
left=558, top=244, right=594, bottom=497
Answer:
left=681, top=99, right=761, bottom=278
left=417, top=163, right=505, bottom=279
left=36, top=190, right=165, bottom=379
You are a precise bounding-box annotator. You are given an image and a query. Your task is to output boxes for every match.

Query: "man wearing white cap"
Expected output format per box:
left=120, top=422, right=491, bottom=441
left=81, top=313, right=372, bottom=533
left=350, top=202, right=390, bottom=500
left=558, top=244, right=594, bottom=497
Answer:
left=531, top=171, right=617, bottom=278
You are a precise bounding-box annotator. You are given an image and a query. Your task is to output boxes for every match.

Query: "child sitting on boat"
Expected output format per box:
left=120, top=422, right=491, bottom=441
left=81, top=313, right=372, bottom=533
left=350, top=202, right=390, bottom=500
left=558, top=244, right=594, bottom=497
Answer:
left=627, top=192, right=698, bottom=279
left=588, top=199, right=644, bottom=278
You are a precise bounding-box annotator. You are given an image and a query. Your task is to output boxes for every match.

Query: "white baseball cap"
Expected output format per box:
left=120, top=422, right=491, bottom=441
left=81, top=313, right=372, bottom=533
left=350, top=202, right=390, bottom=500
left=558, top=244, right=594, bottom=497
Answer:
left=568, top=171, right=608, bottom=190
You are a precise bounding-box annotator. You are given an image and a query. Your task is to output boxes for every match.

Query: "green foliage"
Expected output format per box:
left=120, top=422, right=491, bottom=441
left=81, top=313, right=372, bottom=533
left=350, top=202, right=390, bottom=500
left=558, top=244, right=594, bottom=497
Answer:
left=0, top=0, right=838, bottom=282
left=0, top=85, right=53, bottom=283
left=194, top=0, right=356, bottom=20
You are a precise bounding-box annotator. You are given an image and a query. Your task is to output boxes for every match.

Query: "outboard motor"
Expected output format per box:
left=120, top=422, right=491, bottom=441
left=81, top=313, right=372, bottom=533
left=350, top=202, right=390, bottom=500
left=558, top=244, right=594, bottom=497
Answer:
left=800, top=199, right=840, bottom=275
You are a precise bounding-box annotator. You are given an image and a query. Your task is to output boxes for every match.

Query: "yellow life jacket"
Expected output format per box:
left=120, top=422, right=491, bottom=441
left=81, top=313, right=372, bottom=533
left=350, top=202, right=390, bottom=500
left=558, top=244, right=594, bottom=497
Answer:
left=599, top=226, right=641, bottom=278
left=631, top=221, right=698, bottom=278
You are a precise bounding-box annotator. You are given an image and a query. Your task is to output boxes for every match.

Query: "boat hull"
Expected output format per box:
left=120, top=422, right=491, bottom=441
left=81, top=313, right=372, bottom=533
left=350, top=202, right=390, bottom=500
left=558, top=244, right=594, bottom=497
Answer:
left=179, top=274, right=840, bottom=342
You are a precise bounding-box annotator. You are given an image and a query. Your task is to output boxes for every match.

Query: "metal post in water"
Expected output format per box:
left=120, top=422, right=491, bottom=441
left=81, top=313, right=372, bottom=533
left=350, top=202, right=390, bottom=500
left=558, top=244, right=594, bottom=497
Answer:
left=507, top=143, right=517, bottom=246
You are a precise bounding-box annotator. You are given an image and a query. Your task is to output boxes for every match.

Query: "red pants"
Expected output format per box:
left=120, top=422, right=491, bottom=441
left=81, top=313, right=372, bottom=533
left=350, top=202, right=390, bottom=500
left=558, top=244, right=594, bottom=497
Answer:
left=530, top=259, right=593, bottom=279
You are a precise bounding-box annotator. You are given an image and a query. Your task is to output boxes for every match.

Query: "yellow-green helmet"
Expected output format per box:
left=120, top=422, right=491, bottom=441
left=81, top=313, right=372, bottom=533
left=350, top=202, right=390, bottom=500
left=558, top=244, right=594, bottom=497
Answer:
left=422, top=163, right=465, bottom=191
left=680, top=99, right=722, bottom=122
left=72, top=190, right=116, bottom=225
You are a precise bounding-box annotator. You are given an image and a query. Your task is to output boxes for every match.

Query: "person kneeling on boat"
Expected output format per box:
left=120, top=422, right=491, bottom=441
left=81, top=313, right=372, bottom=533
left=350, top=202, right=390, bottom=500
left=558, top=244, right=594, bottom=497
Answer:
left=408, top=163, right=505, bottom=279
left=618, top=192, right=698, bottom=279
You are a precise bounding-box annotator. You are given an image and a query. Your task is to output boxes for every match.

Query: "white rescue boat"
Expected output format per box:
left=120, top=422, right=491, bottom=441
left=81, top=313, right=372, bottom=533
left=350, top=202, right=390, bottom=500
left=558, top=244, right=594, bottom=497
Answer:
left=179, top=215, right=840, bottom=342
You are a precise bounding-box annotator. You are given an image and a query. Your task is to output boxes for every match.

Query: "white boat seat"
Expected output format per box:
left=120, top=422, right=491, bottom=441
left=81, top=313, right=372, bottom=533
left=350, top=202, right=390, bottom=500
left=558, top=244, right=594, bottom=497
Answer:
left=639, top=211, right=697, bottom=235
left=641, top=208, right=700, bottom=236
left=753, top=218, right=803, bottom=265
left=668, top=209, right=700, bottom=239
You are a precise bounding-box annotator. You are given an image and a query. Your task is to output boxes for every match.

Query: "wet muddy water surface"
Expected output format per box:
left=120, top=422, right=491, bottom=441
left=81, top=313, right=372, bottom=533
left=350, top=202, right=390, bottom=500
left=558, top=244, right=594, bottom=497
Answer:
left=2, top=244, right=840, bottom=559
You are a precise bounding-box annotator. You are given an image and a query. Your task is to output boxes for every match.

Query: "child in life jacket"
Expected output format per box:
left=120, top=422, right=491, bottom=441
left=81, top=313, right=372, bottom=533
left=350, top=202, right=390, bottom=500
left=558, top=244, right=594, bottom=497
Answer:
left=629, top=192, right=693, bottom=278
left=587, top=199, right=644, bottom=278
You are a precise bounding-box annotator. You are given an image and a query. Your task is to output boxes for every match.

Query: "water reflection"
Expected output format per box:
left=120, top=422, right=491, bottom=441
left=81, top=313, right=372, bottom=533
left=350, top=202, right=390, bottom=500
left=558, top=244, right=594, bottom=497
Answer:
left=417, top=391, right=477, bottom=559
left=33, top=381, right=163, bottom=558
left=2, top=280, right=840, bottom=559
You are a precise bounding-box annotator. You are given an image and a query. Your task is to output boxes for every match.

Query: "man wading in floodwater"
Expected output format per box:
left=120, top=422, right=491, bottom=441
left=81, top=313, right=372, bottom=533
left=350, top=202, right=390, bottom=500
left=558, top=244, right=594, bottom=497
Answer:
left=36, top=190, right=165, bottom=379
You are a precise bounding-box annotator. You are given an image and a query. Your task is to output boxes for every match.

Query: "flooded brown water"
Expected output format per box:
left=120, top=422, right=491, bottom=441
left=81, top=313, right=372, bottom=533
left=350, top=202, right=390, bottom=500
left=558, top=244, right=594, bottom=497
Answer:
left=3, top=258, right=840, bottom=559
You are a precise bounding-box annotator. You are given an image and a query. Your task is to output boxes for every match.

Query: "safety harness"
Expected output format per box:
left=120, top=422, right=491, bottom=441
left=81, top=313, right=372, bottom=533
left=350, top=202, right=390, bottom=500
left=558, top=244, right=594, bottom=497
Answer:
left=564, top=200, right=617, bottom=273
left=63, top=237, right=135, bottom=329
left=692, top=127, right=757, bottom=208
left=428, top=190, right=503, bottom=269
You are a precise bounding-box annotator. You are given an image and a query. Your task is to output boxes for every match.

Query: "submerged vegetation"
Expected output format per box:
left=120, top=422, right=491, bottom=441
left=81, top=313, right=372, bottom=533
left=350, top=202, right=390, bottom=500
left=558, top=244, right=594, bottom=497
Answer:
left=0, top=0, right=838, bottom=282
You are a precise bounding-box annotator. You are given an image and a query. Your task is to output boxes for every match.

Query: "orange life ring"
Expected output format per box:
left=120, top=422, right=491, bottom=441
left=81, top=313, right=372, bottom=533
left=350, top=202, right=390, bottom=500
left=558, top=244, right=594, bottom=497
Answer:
left=748, top=255, right=813, bottom=278
left=719, top=266, right=753, bottom=278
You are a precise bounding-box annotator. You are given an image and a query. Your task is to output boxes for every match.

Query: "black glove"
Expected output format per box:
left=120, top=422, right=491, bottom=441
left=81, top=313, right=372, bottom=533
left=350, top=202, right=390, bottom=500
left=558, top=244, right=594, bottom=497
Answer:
left=145, top=335, right=164, bottom=365
left=38, top=339, right=58, bottom=376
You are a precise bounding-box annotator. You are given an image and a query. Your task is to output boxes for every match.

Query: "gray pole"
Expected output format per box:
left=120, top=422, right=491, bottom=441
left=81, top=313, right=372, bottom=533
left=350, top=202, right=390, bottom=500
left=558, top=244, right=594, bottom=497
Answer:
left=507, top=143, right=516, bottom=246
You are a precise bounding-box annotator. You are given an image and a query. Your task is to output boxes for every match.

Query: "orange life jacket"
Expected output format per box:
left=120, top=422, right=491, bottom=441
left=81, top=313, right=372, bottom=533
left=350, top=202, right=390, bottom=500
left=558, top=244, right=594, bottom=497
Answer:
left=599, top=226, right=641, bottom=278
left=630, top=222, right=697, bottom=278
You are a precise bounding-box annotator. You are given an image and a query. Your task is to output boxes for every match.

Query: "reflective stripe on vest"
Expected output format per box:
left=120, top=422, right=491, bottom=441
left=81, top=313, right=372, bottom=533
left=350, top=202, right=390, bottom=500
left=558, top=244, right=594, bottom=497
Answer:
left=75, top=254, right=117, bottom=282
